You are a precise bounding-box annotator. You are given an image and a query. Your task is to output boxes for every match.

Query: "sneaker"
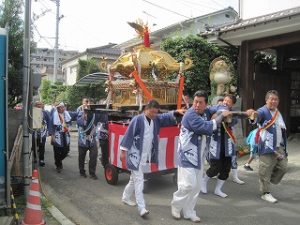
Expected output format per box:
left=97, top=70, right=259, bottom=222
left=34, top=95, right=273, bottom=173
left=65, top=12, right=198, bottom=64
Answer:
left=171, top=207, right=181, bottom=220
left=261, top=193, right=278, bottom=203
left=122, top=198, right=136, bottom=206
left=244, top=164, right=254, bottom=171
left=184, top=215, right=201, bottom=223
left=90, top=175, right=98, bottom=180
left=80, top=173, right=87, bottom=178
left=140, top=208, right=149, bottom=217
left=56, top=167, right=62, bottom=173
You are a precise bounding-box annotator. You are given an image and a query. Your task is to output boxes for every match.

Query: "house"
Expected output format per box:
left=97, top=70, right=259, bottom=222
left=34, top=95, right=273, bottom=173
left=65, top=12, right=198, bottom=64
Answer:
left=31, top=48, right=78, bottom=83
left=117, top=7, right=238, bottom=51
left=61, top=43, right=121, bottom=85
left=200, top=6, right=300, bottom=134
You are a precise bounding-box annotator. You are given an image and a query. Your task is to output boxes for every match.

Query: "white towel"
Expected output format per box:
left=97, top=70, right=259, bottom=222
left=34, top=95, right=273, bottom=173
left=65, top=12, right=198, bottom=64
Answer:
left=276, top=111, right=286, bottom=129
left=53, top=110, right=71, bottom=126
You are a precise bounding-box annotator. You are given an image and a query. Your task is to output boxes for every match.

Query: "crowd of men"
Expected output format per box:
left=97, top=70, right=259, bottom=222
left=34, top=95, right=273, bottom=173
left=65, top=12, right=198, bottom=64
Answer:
left=32, top=89, right=288, bottom=223
left=32, top=98, right=108, bottom=179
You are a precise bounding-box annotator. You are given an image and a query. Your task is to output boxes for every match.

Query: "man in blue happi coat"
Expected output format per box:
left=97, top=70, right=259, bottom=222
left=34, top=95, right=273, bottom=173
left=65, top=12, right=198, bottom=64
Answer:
left=76, top=97, right=90, bottom=113
left=171, top=90, right=229, bottom=222
left=252, top=90, right=288, bottom=203
left=77, top=108, right=99, bottom=179
left=120, top=99, right=184, bottom=217
left=49, top=102, right=77, bottom=173
left=213, top=95, right=245, bottom=184
left=201, top=94, right=250, bottom=198
left=32, top=101, right=50, bottom=167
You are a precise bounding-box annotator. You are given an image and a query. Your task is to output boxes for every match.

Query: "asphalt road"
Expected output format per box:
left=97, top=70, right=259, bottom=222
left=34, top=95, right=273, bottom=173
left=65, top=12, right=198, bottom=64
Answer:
left=40, top=133, right=300, bottom=225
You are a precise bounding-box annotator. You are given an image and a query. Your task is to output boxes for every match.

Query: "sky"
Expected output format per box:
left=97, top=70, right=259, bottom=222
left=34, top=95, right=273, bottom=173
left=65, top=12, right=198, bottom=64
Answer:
left=32, top=0, right=238, bottom=51
left=31, top=0, right=300, bottom=52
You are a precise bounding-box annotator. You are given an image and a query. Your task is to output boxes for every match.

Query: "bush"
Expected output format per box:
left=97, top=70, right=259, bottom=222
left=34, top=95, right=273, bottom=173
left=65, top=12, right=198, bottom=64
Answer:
left=160, top=35, right=238, bottom=98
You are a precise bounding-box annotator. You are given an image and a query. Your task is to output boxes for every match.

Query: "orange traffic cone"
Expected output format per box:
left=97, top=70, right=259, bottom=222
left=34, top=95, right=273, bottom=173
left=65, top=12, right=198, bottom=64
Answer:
left=21, top=169, right=45, bottom=225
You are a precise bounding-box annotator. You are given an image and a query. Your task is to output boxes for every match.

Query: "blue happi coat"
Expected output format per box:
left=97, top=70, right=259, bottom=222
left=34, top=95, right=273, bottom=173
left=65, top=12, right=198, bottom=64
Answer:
left=95, top=112, right=109, bottom=141
left=33, top=110, right=50, bottom=140
left=49, top=110, right=78, bottom=147
left=207, top=104, right=238, bottom=160
left=120, top=111, right=177, bottom=171
left=255, top=105, right=287, bottom=156
left=77, top=111, right=97, bottom=148
left=177, top=107, right=214, bottom=169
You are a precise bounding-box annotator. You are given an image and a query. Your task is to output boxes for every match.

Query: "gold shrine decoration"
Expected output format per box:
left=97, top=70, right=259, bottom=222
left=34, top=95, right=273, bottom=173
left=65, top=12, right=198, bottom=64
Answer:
left=106, top=19, right=194, bottom=108
left=110, top=46, right=193, bottom=79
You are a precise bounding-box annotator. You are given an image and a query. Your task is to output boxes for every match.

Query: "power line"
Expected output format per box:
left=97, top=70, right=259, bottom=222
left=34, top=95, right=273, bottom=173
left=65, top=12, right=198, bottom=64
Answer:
left=34, top=0, right=56, bottom=17
left=60, top=17, right=107, bottom=46
left=59, top=43, right=81, bottom=50
left=32, top=23, right=54, bottom=48
left=39, top=0, right=53, bottom=11
left=177, top=2, right=206, bottom=17
left=178, top=0, right=219, bottom=11
left=142, top=11, right=157, bottom=19
left=141, top=0, right=190, bottom=19
left=210, top=0, right=227, bottom=9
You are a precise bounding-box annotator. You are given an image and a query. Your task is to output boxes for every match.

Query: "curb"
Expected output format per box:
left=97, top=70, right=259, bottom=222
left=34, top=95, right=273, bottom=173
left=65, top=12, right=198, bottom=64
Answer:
left=47, top=205, right=75, bottom=225
left=38, top=169, right=75, bottom=225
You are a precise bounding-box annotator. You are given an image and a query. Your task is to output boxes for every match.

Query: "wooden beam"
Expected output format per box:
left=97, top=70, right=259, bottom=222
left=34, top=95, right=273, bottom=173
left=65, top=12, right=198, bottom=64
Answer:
left=248, top=30, right=300, bottom=51
left=240, top=41, right=254, bottom=110
left=239, top=41, right=254, bottom=135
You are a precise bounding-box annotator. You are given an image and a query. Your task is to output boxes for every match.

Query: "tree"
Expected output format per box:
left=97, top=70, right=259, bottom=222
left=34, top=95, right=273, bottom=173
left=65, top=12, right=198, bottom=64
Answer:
left=160, top=35, right=238, bottom=98
left=40, top=56, right=106, bottom=110
left=39, top=80, right=67, bottom=104
left=48, top=58, right=107, bottom=110
left=77, top=58, right=99, bottom=81
left=64, top=82, right=106, bottom=110
left=0, top=0, right=24, bottom=106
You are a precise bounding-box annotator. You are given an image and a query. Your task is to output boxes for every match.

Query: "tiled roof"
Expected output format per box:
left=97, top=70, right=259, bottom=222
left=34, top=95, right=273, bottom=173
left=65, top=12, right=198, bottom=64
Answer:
left=62, top=43, right=121, bottom=64
left=86, top=43, right=121, bottom=56
left=201, top=6, right=300, bottom=35
left=153, top=7, right=237, bottom=35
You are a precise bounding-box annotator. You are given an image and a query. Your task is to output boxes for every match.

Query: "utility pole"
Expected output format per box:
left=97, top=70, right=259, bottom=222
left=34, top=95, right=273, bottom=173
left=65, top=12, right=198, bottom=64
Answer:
left=22, top=0, right=32, bottom=196
left=53, top=0, right=60, bottom=82
left=238, top=0, right=243, bottom=19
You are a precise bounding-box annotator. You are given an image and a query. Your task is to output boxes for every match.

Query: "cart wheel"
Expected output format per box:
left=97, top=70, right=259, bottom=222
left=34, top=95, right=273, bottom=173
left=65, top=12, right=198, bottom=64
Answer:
left=173, top=169, right=178, bottom=185
left=104, top=164, right=118, bottom=185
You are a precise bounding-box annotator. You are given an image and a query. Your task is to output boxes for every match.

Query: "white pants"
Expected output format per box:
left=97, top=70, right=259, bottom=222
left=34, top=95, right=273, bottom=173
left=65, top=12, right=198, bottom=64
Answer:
left=122, top=165, right=145, bottom=211
left=171, top=166, right=203, bottom=218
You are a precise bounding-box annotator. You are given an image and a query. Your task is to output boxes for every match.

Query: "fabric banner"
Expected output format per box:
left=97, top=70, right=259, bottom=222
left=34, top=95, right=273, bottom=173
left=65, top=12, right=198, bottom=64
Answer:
left=108, top=123, right=180, bottom=173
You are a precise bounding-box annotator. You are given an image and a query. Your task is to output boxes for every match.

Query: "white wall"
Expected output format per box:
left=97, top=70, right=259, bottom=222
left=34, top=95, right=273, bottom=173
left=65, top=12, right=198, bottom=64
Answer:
left=62, top=55, right=88, bottom=85
left=240, top=0, right=300, bottom=19
left=65, top=66, right=78, bottom=85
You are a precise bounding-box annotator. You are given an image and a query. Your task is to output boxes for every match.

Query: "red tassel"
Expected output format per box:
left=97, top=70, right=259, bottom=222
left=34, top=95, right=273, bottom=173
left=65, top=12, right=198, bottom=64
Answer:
left=144, top=26, right=150, bottom=47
